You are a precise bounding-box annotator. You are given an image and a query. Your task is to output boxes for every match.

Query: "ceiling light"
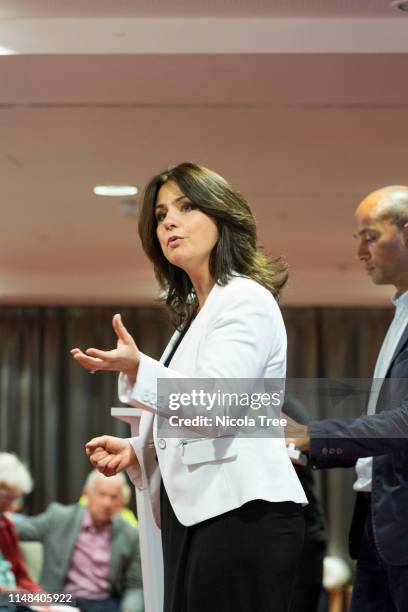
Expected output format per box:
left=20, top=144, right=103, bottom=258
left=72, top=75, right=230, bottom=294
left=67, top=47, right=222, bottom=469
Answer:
left=0, top=45, right=16, bottom=55
left=391, top=0, right=408, bottom=12
left=93, top=185, right=138, bottom=197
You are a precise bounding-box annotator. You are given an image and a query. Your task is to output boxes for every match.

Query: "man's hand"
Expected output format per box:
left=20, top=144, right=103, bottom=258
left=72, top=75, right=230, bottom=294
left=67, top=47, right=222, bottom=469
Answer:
left=283, top=414, right=311, bottom=452
left=71, top=314, right=140, bottom=383
left=86, top=435, right=138, bottom=476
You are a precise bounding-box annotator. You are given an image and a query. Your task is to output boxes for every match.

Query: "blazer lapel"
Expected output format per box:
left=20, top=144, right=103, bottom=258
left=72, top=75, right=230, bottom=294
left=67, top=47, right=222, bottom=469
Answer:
left=158, top=282, right=220, bottom=369
left=59, top=506, right=86, bottom=580
left=160, top=329, right=180, bottom=364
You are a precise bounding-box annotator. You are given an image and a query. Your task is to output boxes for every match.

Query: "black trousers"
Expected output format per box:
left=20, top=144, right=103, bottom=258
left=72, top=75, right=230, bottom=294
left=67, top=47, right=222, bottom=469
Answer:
left=161, top=482, right=305, bottom=612
left=289, top=539, right=326, bottom=612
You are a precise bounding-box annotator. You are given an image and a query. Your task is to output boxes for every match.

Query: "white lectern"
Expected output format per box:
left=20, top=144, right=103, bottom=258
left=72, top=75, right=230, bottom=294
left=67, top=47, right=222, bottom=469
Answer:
left=111, top=408, right=164, bottom=612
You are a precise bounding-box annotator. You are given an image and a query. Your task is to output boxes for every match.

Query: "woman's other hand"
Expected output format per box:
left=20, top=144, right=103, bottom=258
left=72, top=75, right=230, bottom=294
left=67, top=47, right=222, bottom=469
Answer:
left=71, top=313, right=140, bottom=383
left=85, top=435, right=138, bottom=476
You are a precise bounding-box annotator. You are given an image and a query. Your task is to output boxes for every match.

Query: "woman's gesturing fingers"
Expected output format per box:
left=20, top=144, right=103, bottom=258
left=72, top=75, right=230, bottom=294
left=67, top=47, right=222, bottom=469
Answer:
left=86, top=436, right=111, bottom=453
left=84, top=347, right=123, bottom=369
left=70, top=313, right=140, bottom=379
left=112, top=313, right=134, bottom=345
left=71, top=345, right=131, bottom=372
left=85, top=435, right=138, bottom=474
left=70, top=348, right=104, bottom=372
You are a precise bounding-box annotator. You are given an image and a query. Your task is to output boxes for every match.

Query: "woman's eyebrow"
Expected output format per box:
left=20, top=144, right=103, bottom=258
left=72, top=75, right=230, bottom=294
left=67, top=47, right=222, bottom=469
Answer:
left=155, top=195, right=188, bottom=209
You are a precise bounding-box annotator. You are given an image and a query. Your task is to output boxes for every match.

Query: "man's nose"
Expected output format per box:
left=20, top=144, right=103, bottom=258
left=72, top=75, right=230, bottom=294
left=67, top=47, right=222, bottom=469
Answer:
left=357, top=240, right=369, bottom=260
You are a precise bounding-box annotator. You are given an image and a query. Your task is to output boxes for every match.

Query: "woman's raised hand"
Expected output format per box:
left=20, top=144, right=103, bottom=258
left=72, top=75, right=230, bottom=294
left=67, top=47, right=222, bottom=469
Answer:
left=71, top=313, right=140, bottom=383
left=86, top=435, right=138, bottom=476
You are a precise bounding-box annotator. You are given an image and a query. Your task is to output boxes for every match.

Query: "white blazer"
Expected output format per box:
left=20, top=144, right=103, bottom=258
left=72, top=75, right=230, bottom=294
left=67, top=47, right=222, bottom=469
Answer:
left=120, top=276, right=307, bottom=527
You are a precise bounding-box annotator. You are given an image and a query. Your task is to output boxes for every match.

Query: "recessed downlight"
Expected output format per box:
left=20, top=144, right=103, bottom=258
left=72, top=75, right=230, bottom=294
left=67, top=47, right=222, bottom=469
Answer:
left=93, top=185, right=138, bottom=197
left=391, top=0, right=408, bottom=12
left=0, top=45, right=16, bottom=55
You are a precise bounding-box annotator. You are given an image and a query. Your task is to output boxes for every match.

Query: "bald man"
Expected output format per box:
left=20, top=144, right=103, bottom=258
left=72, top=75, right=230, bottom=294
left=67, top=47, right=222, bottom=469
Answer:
left=289, top=186, right=408, bottom=612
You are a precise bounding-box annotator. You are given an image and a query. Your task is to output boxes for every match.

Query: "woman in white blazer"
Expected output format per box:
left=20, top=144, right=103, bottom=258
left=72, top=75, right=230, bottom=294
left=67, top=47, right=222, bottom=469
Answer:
left=72, top=162, right=307, bottom=612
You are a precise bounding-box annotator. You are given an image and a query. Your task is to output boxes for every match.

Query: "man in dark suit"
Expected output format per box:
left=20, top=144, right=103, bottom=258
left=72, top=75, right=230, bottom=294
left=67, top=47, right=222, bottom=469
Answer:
left=16, top=471, right=144, bottom=612
left=289, top=185, right=408, bottom=612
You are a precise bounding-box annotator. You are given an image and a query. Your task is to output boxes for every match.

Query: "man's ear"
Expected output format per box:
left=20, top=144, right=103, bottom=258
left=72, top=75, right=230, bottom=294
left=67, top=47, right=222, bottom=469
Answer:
left=82, top=486, right=89, bottom=499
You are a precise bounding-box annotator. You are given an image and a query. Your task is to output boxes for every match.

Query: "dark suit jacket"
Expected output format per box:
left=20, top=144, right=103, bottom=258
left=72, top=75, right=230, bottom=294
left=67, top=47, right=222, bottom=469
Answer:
left=309, top=323, right=408, bottom=566
left=15, top=503, right=144, bottom=611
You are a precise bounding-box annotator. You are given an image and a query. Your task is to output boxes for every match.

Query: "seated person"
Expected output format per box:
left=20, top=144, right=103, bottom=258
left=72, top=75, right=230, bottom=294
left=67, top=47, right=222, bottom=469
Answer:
left=16, top=471, right=143, bottom=612
left=78, top=477, right=138, bottom=528
left=0, top=453, right=42, bottom=600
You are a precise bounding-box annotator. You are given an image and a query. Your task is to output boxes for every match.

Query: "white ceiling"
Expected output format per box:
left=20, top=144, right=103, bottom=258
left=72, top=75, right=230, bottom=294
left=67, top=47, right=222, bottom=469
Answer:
left=1, top=1, right=408, bottom=306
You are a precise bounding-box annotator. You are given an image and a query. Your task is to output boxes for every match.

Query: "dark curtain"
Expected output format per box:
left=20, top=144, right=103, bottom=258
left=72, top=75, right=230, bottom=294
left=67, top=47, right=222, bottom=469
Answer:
left=0, top=305, right=393, bottom=561
left=0, top=306, right=172, bottom=512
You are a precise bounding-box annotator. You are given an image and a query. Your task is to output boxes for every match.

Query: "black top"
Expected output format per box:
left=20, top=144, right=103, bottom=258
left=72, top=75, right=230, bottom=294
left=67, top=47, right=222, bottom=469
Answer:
left=163, top=324, right=190, bottom=368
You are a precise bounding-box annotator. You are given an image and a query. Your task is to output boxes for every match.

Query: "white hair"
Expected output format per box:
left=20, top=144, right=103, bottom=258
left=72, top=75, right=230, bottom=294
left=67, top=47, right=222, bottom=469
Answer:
left=84, top=469, right=131, bottom=502
left=0, top=453, right=33, bottom=494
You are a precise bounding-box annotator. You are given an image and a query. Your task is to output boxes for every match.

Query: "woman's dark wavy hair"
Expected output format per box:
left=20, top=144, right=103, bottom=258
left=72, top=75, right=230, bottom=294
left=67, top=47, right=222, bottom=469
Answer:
left=138, top=162, right=288, bottom=327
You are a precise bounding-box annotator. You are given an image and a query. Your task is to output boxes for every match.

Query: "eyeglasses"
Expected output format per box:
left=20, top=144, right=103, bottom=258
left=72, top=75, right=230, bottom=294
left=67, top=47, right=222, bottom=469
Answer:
left=0, top=489, right=21, bottom=503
